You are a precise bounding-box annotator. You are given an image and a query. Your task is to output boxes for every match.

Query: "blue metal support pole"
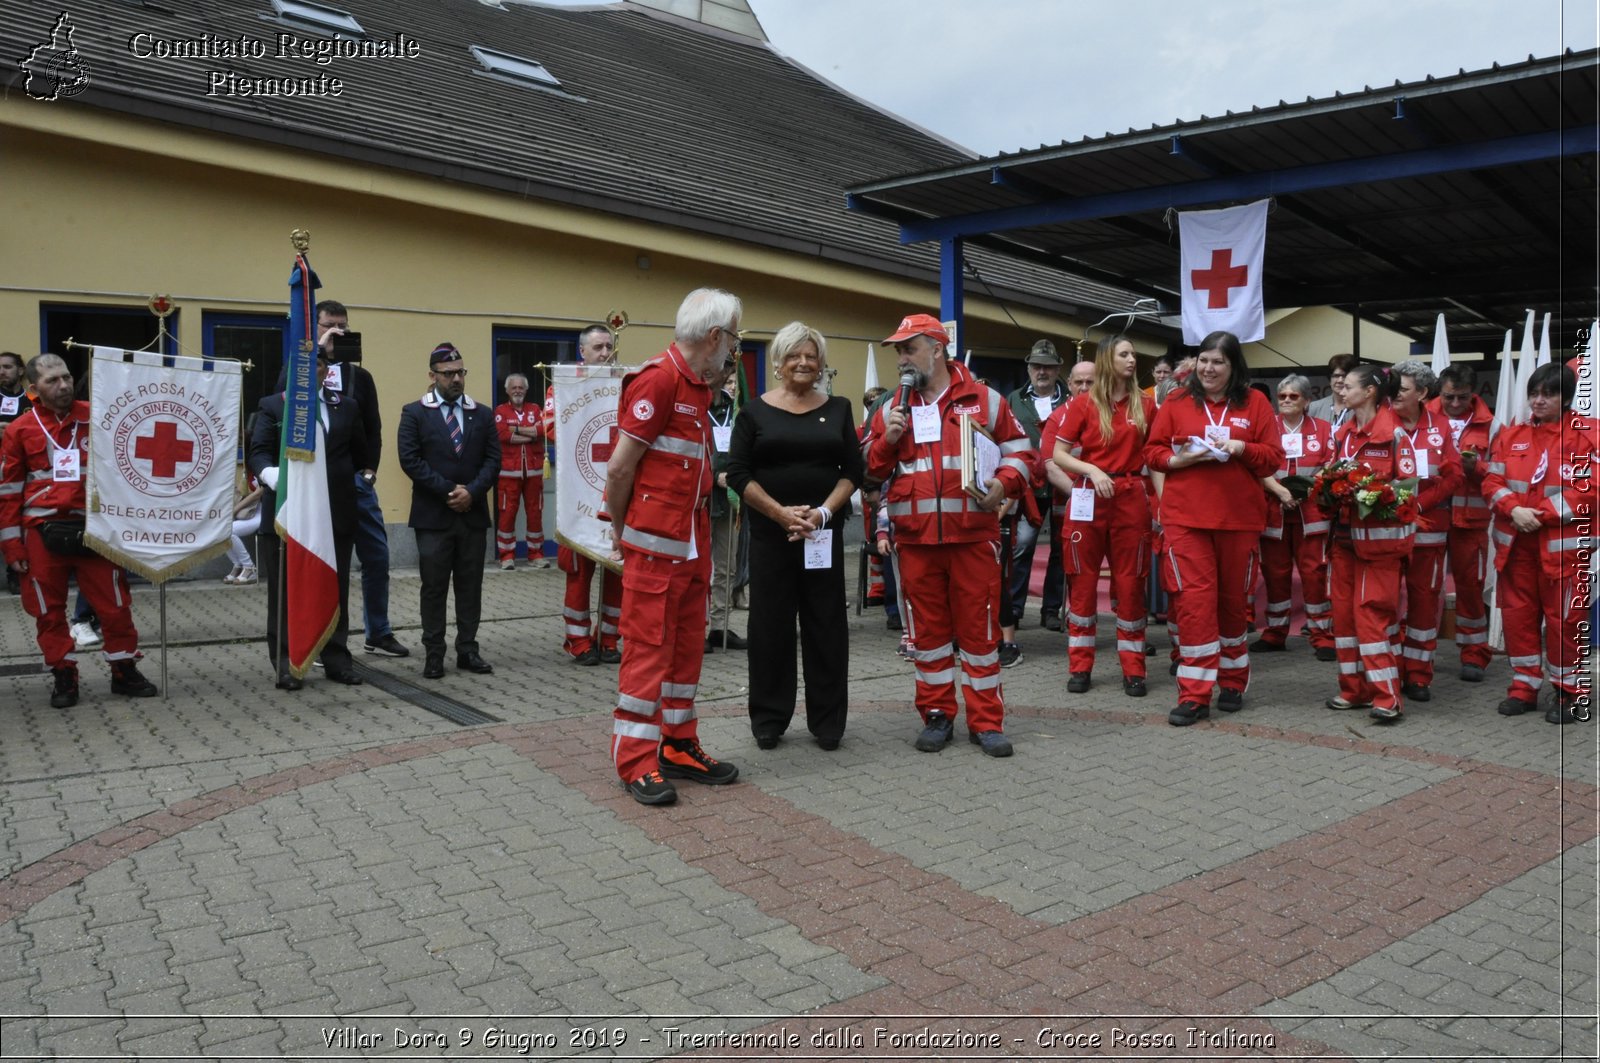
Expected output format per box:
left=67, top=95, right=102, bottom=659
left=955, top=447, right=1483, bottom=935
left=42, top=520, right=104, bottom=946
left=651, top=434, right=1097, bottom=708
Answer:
left=940, top=239, right=964, bottom=351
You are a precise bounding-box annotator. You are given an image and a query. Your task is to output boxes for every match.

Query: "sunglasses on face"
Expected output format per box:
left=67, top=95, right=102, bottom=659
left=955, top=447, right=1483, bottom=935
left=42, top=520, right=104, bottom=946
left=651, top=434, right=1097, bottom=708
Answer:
left=1278, top=393, right=1301, bottom=400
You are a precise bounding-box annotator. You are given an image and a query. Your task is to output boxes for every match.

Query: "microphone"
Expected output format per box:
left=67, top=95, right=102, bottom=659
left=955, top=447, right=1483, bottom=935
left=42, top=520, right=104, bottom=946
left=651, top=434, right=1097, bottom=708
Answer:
left=895, top=368, right=918, bottom=412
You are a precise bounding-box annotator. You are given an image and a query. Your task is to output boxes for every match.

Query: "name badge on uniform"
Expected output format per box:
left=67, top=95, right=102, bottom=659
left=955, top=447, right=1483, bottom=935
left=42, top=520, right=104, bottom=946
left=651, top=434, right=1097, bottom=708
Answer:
left=1414, top=449, right=1430, bottom=478
left=911, top=404, right=941, bottom=444
left=804, top=529, right=833, bottom=569
left=323, top=364, right=343, bottom=392
left=54, top=448, right=81, bottom=482
left=1070, top=486, right=1096, bottom=521
left=1281, top=433, right=1303, bottom=459
left=1205, top=424, right=1231, bottom=446
left=712, top=425, right=732, bottom=453
left=0, top=395, right=17, bottom=416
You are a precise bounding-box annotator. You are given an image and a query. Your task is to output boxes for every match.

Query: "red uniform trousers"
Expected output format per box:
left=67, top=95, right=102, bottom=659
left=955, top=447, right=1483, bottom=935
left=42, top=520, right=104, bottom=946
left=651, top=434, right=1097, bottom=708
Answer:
left=1447, top=526, right=1492, bottom=669
left=559, top=545, right=620, bottom=656
left=898, top=540, right=1005, bottom=732
left=1063, top=480, right=1149, bottom=679
left=611, top=548, right=708, bottom=783
left=1399, top=541, right=1448, bottom=687
left=1258, top=521, right=1332, bottom=649
left=1164, top=526, right=1257, bottom=703
left=495, top=472, right=544, bottom=562
left=1498, top=535, right=1587, bottom=704
left=1330, top=540, right=1404, bottom=713
left=20, top=532, right=139, bottom=669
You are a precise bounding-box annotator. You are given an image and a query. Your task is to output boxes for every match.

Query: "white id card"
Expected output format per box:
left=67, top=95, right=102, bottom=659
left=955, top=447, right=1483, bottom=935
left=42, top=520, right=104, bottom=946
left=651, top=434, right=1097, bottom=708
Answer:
left=1414, top=449, right=1430, bottom=478
left=1070, top=486, right=1096, bottom=521
left=804, top=529, right=833, bottom=569
left=323, top=364, right=343, bottom=391
left=912, top=404, right=941, bottom=444
left=54, top=448, right=81, bottom=482
left=712, top=425, right=732, bottom=453
left=1281, top=433, right=1303, bottom=459
left=1204, top=424, right=1231, bottom=445
left=0, top=395, right=17, bottom=416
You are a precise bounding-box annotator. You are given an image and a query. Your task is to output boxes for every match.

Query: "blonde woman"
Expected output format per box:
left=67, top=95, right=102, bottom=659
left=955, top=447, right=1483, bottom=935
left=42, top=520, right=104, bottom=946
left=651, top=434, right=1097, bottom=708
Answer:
left=1052, top=334, right=1157, bottom=696
left=725, top=323, right=864, bottom=750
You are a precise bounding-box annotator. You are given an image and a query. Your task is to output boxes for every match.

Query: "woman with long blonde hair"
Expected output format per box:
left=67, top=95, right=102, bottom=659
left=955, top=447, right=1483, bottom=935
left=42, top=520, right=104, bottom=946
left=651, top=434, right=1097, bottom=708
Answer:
left=1052, top=334, right=1156, bottom=697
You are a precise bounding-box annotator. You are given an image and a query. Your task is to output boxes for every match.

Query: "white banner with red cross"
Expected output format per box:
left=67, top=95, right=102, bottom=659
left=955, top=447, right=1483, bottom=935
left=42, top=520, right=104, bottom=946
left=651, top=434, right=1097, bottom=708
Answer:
left=1179, top=198, right=1268, bottom=345
left=552, top=363, right=626, bottom=572
left=85, top=347, right=241, bottom=581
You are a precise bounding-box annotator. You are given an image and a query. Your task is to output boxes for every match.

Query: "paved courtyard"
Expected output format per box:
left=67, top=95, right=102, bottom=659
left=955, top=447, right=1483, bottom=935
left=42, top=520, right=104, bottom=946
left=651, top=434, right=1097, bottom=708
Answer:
left=0, top=558, right=1595, bottom=1061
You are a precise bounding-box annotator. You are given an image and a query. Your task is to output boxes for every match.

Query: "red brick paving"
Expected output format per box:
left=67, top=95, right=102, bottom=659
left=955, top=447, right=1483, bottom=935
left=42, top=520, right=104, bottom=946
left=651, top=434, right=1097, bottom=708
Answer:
left=0, top=704, right=1591, bottom=1058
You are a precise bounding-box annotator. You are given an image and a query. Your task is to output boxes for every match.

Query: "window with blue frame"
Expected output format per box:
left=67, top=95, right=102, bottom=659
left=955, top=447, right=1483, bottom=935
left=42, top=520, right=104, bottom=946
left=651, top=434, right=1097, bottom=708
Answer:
left=201, top=311, right=288, bottom=413
left=40, top=303, right=179, bottom=388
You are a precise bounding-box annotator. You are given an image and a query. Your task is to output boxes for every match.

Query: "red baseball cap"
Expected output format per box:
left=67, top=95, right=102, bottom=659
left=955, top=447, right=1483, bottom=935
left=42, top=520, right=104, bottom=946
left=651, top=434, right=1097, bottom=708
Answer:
left=882, top=313, right=950, bottom=346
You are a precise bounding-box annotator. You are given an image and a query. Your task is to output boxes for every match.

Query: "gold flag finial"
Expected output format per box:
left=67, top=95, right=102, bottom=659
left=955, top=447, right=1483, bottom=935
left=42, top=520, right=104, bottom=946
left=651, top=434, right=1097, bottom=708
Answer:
left=290, top=229, right=311, bottom=252
left=147, top=294, right=175, bottom=319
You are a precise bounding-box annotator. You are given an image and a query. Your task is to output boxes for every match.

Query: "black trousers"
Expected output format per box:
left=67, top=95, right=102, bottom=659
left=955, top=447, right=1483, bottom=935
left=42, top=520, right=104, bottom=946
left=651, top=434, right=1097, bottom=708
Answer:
left=747, top=527, right=848, bottom=742
left=262, top=531, right=354, bottom=678
left=415, top=518, right=487, bottom=656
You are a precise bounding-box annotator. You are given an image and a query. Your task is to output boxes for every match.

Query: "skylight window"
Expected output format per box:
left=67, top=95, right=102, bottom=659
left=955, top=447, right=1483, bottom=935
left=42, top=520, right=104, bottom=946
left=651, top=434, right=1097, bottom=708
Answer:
left=470, top=45, right=561, bottom=89
left=271, top=0, right=364, bottom=36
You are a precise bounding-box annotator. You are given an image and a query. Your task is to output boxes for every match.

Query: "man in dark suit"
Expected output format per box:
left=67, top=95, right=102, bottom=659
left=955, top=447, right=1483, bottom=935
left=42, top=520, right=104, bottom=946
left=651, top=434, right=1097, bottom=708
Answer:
left=248, top=350, right=368, bottom=690
left=397, top=343, right=501, bottom=679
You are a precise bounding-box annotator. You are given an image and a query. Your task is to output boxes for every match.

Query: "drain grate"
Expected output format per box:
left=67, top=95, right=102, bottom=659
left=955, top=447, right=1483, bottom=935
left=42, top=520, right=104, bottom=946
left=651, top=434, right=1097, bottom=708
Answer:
left=350, top=662, right=502, bottom=726
left=0, top=663, right=43, bottom=678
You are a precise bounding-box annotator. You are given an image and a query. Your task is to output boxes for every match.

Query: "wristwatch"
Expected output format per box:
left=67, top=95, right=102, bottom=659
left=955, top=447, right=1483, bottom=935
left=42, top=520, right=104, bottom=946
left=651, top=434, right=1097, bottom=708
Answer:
left=360, top=470, right=376, bottom=484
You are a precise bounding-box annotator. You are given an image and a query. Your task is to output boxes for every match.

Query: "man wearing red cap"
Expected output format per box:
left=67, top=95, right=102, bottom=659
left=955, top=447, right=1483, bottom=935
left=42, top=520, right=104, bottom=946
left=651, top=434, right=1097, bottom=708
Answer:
left=865, top=314, right=1035, bottom=756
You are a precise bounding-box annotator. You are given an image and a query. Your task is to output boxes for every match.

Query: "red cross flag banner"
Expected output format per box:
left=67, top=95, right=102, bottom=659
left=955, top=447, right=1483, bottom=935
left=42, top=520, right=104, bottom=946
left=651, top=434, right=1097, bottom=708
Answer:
left=85, top=346, right=242, bottom=581
left=1179, top=198, right=1269, bottom=345
left=552, top=363, right=626, bottom=572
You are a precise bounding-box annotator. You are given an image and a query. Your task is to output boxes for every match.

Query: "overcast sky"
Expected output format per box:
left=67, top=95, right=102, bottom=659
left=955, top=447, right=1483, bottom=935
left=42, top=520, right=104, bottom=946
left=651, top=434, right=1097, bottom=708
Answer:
left=746, top=0, right=1598, bottom=156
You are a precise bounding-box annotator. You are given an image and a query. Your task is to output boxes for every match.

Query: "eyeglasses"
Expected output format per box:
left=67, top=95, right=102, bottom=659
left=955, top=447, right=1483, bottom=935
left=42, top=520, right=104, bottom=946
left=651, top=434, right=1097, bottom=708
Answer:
left=433, top=368, right=468, bottom=379
left=1278, top=393, right=1301, bottom=400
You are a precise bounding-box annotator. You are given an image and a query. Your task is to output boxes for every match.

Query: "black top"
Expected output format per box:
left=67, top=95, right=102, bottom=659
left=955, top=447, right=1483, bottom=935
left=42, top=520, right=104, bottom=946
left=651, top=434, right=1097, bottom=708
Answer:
left=725, top=394, right=865, bottom=539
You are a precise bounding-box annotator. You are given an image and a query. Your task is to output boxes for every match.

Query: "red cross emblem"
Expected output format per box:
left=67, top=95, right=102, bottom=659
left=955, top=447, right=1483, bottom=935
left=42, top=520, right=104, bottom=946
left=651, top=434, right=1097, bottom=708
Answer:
left=1191, top=248, right=1249, bottom=309
left=134, top=420, right=195, bottom=478
left=589, top=425, right=615, bottom=464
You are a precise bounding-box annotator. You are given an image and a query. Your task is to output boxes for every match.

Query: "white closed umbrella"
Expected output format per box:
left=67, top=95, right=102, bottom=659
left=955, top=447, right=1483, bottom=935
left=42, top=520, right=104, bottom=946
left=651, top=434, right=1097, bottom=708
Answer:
left=1535, top=312, right=1552, bottom=369
left=1486, top=327, right=1515, bottom=653
left=1430, top=313, right=1450, bottom=376
left=1493, top=328, right=1515, bottom=424
left=1512, top=310, right=1537, bottom=423
left=864, top=343, right=879, bottom=395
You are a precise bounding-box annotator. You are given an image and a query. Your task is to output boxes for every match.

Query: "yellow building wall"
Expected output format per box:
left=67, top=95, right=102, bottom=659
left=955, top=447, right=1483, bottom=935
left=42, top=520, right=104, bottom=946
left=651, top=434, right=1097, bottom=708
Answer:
left=1, top=104, right=1095, bottom=520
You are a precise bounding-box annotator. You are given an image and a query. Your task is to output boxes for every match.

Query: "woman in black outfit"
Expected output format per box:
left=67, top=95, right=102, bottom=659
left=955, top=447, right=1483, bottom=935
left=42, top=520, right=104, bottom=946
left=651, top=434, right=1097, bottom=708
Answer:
left=725, top=322, right=864, bottom=750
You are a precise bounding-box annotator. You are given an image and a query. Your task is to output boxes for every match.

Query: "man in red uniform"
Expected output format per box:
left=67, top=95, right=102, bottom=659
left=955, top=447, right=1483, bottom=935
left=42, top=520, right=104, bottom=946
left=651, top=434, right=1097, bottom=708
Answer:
left=1430, top=365, right=1498, bottom=681
left=1481, top=364, right=1597, bottom=725
left=547, top=325, right=623, bottom=665
left=865, top=314, right=1035, bottom=757
left=0, top=354, right=158, bottom=707
left=494, top=373, right=548, bottom=570
left=604, top=289, right=742, bottom=804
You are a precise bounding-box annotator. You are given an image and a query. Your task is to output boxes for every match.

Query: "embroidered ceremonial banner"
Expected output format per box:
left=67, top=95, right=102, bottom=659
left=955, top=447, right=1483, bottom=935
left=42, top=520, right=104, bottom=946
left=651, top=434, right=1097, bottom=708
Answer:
left=85, top=346, right=241, bottom=581
left=553, top=363, right=625, bottom=572
left=1179, top=198, right=1268, bottom=345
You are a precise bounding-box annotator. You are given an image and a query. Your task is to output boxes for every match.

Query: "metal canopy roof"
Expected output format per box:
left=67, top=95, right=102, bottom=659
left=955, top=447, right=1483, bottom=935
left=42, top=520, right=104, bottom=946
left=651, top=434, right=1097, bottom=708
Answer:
left=846, top=50, right=1600, bottom=355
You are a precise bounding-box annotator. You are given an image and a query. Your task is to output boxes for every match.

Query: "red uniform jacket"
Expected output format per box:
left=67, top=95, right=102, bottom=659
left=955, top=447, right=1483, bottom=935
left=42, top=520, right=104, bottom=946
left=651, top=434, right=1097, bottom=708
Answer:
left=494, top=401, right=545, bottom=477
left=1143, top=389, right=1284, bottom=533
left=864, top=361, right=1033, bottom=546
left=0, top=400, right=91, bottom=566
left=1332, top=406, right=1418, bottom=561
left=1427, top=394, right=1497, bottom=530
left=1481, top=414, right=1599, bottom=580
left=612, top=344, right=712, bottom=561
left=1264, top=413, right=1335, bottom=539
left=1395, top=407, right=1464, bottom=546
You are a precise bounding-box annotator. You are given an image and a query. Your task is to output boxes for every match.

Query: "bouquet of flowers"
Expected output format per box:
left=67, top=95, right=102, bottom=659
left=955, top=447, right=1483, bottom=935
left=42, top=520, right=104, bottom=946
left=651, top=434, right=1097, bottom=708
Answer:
left=1311, top=459, right=1420, bottom=523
